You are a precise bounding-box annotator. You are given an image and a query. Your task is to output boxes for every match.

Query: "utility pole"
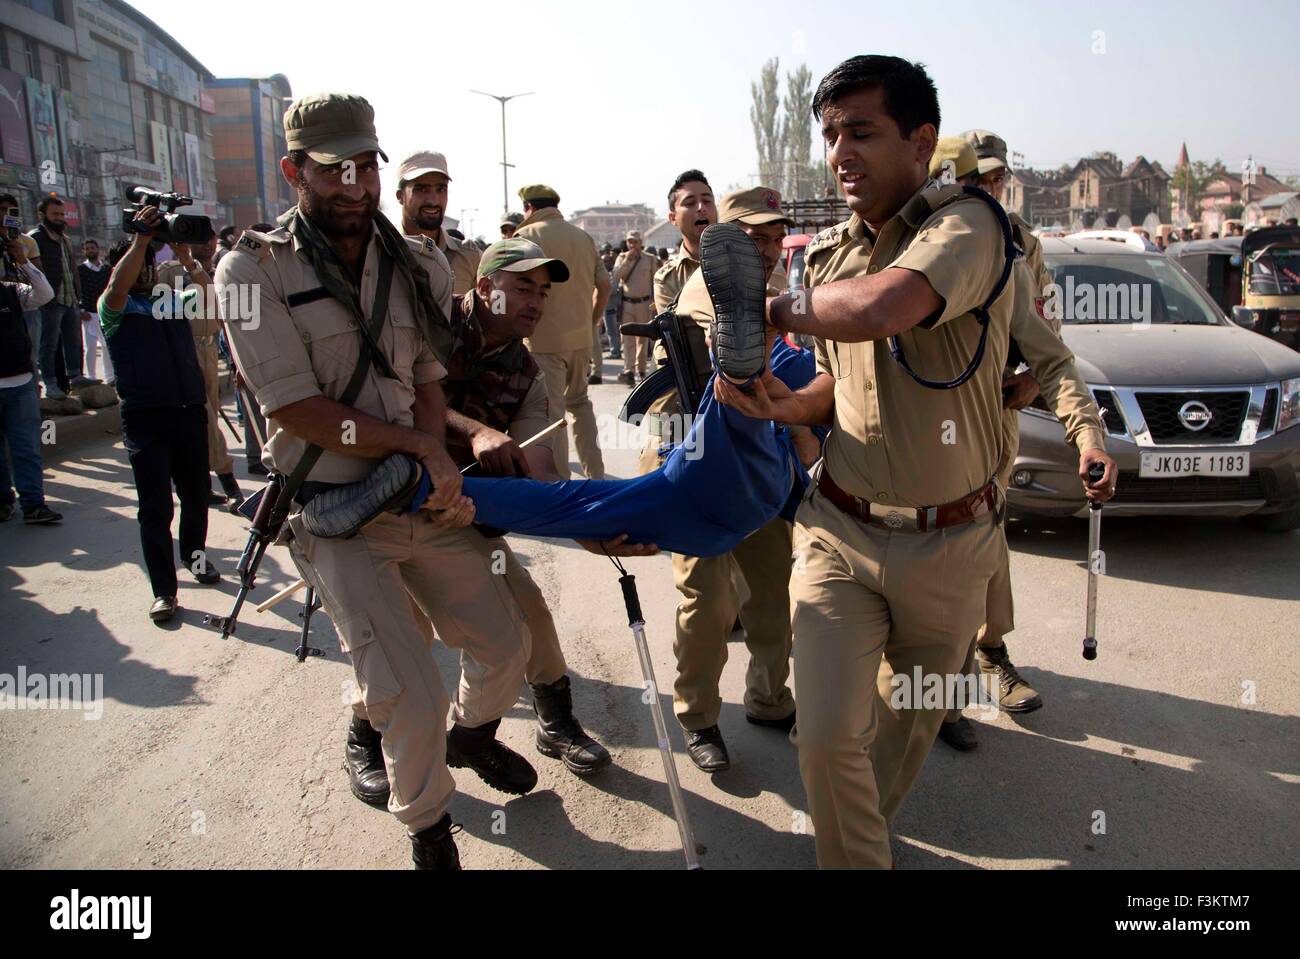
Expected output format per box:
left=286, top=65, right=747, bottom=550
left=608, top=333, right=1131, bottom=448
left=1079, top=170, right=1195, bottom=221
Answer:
left=471, top=90, right=534, bottom=216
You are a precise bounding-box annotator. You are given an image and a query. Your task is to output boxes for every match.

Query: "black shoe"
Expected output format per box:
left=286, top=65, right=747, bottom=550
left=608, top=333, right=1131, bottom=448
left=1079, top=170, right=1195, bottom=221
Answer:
left=587, top=372, right=603, bottom=385
left=410, top=813, right=462, bottom=870
left=192, top=559, right=221, bottom=584
left=22, top=505, right=62, bottom=524
left=685, top=725, right=730, bottom=772
left=150, top=595, right=178, bottom=622
left=218, top=472, right=243, bottom=507
left=746, top=710, right=796, bottom=733
left=616, top=371, right=636, bottom=386
left=0, top=503, right=13, bottom=523
left=937, top=717, right=979, bottom=752
left=978, top=645, right=1044, bottom=714
left=700, top=222, right=768, bottom=382
left=208, top=488, right=229, bottom=506
left=446, top=719, right=538, bottom=795
left=532, top=675, right=612, bottom=776
left=247, top=461, right=269, bottom=476
left=345, top=715, right=391, bottom=806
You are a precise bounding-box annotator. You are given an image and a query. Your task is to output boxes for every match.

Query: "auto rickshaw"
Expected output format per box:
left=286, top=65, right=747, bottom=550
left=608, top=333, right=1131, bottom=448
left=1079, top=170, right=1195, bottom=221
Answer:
left=1232, top=226, right=1300, bottom=352
left=1164, top=235, right=1245, bottom=314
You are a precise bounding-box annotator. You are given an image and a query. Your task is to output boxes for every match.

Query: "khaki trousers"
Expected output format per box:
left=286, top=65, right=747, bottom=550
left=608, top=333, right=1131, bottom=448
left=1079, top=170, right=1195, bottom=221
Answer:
left=288, top=510, right=529, bottom=835
left=533, top=349, right=605, bottom=480
left=672, top=516, right=796, bottom=730
left=447, top=531, right=569, bottom=692
left=620, top=299, right=652, bottom=376
left=198, top=342, right=233, bottom=474
left=790, top=488, right=1001, bottom=868
left=637, top=386, right=682, bottom=476
left=946, top=409, right=1021, bottom=722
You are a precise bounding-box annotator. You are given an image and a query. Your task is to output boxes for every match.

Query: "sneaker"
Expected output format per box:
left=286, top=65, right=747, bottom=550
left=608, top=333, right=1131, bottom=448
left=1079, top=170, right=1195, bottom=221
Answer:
left=23, top=505, right=62, bottom=525
left=699, top=222, right=768, bottom=382
left=44, top=385, right=68, bottom=400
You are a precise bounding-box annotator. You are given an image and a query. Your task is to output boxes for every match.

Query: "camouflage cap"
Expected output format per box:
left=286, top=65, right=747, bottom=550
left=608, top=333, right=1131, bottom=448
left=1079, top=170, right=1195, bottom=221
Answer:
left=719, top=186, right=794, bottom=227
left=929, top=137, right=979, bottom=182
left=478, top=238, right=570, bottom=282
left=284, top=93, right=387, bottom=165
left=963, top=129, right=1009, bottom=175
left=518, top=184, right=560, bottom=204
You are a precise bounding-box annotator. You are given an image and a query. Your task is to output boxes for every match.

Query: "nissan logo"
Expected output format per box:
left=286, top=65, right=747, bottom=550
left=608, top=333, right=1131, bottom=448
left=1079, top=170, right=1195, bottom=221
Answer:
left=1178, top=400, right=1214, bottom=431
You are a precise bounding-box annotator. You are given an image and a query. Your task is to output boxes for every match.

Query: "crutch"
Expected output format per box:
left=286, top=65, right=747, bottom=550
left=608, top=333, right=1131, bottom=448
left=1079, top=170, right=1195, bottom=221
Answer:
left=1082, top=461, right=1106, bottom=661
left=606, top=552, right=703, bottom=870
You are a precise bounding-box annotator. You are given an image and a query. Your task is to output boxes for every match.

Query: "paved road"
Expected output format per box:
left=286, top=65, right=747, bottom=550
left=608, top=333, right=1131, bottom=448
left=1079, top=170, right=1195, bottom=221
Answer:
left=2, top=354, right=1297, bottom=869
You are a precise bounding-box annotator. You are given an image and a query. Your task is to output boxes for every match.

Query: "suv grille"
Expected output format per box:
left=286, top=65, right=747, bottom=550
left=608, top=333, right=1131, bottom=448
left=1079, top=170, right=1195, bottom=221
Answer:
left=1114, top=471, right=1265, bottom=503
left=1135, top=391, right=1247, bottom=443
left=1091, top=389, right=1127, bottom=434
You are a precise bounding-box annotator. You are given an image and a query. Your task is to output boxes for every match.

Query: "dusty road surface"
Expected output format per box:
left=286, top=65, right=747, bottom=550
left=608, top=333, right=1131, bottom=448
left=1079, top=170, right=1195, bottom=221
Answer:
left=3, top=355, right=1297, bottom=870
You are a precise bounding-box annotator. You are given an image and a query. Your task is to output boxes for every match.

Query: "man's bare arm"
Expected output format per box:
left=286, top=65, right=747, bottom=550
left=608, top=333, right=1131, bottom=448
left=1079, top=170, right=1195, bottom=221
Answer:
left=770, top=268, right=942, bottom=342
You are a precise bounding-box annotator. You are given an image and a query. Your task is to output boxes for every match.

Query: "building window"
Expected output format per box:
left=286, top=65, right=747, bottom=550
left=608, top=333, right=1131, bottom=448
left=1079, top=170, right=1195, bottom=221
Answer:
left=24, top=38, right=42, bottom=81
left=14, top=0, right=63, bottom=22
left=144, top=89, right=154, bottom=123
left=55, top=52, right=69, bottom=89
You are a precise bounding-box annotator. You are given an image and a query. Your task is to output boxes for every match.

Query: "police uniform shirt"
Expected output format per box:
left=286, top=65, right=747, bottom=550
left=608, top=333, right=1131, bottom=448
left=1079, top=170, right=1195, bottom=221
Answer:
left=654, top=245, right=699, bottom=314
left=435, top=231, right=483, bottom=297
left=803, top=181, right=1014, bottom=509
left=613, top=249, right=656, bottom=300
left=215, top=226, right=453, bottom=484
left=514, top=208, right=604, bottom=355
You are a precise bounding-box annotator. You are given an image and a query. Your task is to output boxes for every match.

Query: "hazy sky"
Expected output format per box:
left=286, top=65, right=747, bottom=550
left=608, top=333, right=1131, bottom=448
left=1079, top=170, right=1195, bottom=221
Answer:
left=130, top=0, right=1300, bottom=236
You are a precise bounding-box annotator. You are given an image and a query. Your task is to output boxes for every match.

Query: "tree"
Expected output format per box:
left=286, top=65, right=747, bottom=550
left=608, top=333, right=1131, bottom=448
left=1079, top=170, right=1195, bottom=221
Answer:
left=783, top=64, right=815, bottom=199
left=750, top=58, right=784, bottom=193
left=1172, top=158, right=1227, bottom=213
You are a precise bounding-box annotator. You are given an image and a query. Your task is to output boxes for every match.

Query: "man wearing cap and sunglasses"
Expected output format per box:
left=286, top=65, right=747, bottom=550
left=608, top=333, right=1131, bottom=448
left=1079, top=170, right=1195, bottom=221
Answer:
left=514, top=184, right=609, bottom=480
left=217, top=92, right=534, bottom=870
left=927, top=138, right=1113, bottom=751
left=395, top=150, right=482, bottom=296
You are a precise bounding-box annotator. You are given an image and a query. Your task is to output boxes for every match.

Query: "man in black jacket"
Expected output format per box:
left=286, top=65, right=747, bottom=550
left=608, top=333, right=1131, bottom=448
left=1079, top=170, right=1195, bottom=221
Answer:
left=78, top=238, right=113, bottom=385
left=28, top=196, right=86, bottom=397
left=99, top=208, right=222, bottom=622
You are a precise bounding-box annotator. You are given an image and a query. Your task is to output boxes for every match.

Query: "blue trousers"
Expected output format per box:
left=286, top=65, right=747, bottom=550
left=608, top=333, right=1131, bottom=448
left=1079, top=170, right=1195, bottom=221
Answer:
left=0, top=378, right=47, bottom=512
left=39, top=302, right=83, bottom=389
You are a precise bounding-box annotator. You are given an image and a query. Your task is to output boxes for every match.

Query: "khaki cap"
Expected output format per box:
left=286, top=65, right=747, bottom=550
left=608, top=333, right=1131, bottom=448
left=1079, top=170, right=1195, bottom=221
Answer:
left=963, top=129, right=1009, bottom=175
left=396, top=150, right=450, bottom=185
left=719, top=186, right=794, bottom=227
left=284, top=92, right=387, bottom=164
left=500, top=211, right=524, bottom=228
left=626, top=230, right=643, bottom=241
left=518, top=184, right=560, bottom=203
left=478, top=238, right=570, bottom=282
left=929, top=137, right=979, bottom=182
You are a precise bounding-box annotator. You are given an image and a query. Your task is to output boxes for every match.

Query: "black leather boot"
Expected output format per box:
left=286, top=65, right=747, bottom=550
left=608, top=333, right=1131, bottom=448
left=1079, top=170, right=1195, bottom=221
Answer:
left=685, top=724, right=730, bottom=772
left=410, top=814, right=462, bottom=870
left=531, top=675, right=612, bottom=776
left=345, top=715, right=390, bottom=806
left=446, top=718, right=538, bottom=795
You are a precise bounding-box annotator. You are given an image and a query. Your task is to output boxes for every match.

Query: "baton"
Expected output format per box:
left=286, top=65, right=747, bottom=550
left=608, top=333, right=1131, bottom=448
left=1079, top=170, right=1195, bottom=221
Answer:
left=218, top=403, right=243, bottom=443
left=1083, top=462, right=1106, bottom=661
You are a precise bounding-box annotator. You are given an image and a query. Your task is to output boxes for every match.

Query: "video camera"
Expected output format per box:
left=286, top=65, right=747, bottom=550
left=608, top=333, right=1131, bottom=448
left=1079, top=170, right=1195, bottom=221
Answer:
left=121, top=187, right=214, bottom=245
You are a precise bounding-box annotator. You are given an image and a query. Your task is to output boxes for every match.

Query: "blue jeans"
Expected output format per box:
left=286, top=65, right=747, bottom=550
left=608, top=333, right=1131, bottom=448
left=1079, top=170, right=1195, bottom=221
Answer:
left=603, top=310, right=622, bottom=357
left=0, top=378, right=46, bottom=512
left=39, top=301, right=83, bottom=388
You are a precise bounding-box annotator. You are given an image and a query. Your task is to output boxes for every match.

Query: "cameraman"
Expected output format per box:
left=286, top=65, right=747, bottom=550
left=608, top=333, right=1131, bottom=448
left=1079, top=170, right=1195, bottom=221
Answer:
left=99, top=205, right=221, bottom=623
left=2, top=193, right=42, bottom=372
left=0, top=235, right=62, bottom=524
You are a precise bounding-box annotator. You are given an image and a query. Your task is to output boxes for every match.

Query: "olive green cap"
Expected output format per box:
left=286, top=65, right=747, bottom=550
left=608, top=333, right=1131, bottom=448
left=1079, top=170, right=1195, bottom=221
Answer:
left=284, top=92, right=388, bottom=165
left=478, top=238, right=569, bottom=282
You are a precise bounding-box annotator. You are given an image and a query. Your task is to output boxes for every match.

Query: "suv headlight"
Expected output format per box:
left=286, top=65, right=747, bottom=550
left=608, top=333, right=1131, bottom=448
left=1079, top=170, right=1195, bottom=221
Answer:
left=1279, top=378, right=1300, bottom=432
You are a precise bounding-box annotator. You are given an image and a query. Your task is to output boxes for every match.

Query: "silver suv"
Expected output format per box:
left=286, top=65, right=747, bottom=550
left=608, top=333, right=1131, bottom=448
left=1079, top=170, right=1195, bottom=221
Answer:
left=1009, top=235, right=1300, bottom=531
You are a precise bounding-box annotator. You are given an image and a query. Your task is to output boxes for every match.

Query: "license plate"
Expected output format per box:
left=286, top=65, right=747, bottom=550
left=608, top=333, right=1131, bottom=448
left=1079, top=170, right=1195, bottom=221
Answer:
left=1139, top=451, right=1250, bottom=478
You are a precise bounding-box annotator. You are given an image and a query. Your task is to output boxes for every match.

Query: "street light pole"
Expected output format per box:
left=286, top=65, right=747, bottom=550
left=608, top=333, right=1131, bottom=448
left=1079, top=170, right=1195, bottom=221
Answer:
left=471, top=90, right=534, bottom=216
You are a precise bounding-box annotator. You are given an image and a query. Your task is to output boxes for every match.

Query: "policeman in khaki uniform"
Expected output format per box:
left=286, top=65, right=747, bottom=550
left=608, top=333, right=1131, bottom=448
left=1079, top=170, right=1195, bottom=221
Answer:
left=661, top=186, right=800, bottom=771
left=218, top=93, right=533, bottom=870
left=514, top=184, right=609, bottom=480
left=927, top=138, right=1114, bottom=750
left=713, top=57, right=1115, bottom=868
left=394, top=150, right=482, bottom=296
left=635, top=171, right=718, bottom=475
left=612, top=230, right=655, bottom=385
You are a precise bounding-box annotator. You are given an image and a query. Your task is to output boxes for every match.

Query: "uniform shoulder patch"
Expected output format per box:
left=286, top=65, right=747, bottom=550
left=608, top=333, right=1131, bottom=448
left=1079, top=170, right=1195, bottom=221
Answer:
left=406, top=234, right=442, bottom=259
left=233, top=228, right=285, bottom=260
left=805, top=220, right=849, bottom=259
